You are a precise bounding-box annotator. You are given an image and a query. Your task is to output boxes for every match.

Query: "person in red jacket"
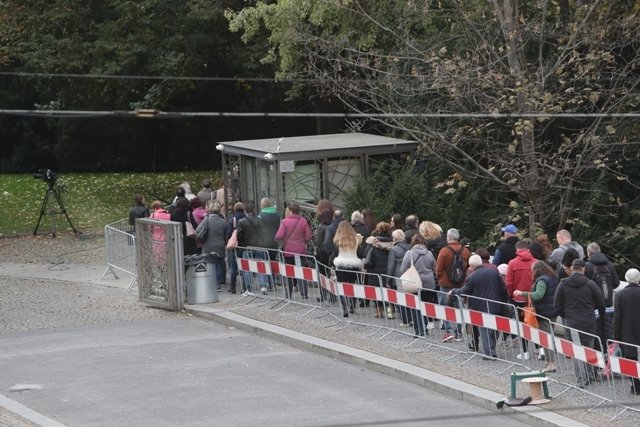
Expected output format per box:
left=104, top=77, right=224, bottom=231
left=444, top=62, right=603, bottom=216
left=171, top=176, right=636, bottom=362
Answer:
left=506, top=241, right=537, bottom=358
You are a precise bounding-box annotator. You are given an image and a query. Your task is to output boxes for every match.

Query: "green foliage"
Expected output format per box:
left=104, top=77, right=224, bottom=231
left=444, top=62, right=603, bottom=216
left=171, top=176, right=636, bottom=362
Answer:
left=0, top=171, right=220, bottom=236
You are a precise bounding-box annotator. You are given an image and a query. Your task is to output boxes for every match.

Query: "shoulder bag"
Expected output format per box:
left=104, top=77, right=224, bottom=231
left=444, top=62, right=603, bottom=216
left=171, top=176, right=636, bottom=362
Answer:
left=185, top=212, right=197, bottom=238
left=400, top=253, right=422, bottom=294
left=226, top=217, right=239, bottom=249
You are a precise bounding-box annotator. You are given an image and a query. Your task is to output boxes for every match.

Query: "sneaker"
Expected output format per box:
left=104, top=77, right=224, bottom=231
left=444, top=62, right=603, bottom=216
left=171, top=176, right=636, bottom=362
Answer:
left=260, top=287, right=267, bottom=295
left=516, top=352, right=531, bottom=360
left=399, top=323, right=411, bottom=327
left=241, top=290, right=253, bottom=296
left=453, top=335, right=463, bottom=342
left=537, top=348, right=545, bottom=360
left=442, top=334, right=455, bottom=342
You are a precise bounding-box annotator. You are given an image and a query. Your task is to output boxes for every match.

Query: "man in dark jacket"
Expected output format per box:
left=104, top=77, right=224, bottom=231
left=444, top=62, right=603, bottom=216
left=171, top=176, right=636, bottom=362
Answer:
left=322, top=210, right=345, bottom=261
left=585, top=242, right=620, bottom=308
left=451, top=255, right=507, bottom=358
left=614, top=269, right=640, bottom=394
left=236, top=202, right=266, bottom=294
left=492, top=224, right=518, bottom=266
left=554, top=259, right=606, bottom=388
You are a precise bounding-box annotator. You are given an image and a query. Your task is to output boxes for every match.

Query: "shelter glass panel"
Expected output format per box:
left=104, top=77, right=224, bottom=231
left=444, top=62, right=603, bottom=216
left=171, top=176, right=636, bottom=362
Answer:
left=283, top=161, right=321, bottom=204
left=327, top=157, right=362, bottom=209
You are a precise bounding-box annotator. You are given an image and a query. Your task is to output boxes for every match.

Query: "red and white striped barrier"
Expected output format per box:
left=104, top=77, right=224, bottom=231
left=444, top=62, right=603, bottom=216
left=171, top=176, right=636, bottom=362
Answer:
left=609, top=355, right=640, bottom=379
left=384, top=288, right=420, bottom=310
left=554, top=336, right=605, bottom=368
left=461, top=308, right=519, bottom=336
left=519, top=322, right=555, bottom=350
left=424, top=301, right=463, bottom=325
left=319, top=273, right=338, bottom=295
left=237, top=258, right=272, bottom=275
left=339, top=281, right=383, bottom=302
left=281, top=263, right=318, bottom=283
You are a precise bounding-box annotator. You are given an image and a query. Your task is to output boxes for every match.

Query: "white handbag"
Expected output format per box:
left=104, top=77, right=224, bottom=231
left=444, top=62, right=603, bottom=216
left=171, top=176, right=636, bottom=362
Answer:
left=400, top=253, right=421, bottom=294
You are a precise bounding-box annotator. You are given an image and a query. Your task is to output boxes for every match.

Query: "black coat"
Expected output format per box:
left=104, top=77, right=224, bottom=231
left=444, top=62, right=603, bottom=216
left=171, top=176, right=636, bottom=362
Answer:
left=452, top=266, right=507, bottom=314
left=554, top=272, right=606, bottom=334
left=613, top=283, right=640, bottom=346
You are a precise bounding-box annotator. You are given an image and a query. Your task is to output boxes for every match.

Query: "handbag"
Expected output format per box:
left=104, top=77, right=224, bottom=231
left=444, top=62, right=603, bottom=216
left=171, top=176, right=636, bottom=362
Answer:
left=523, top=295, right=539, bottom=328
left=400, top=253, right=421, bottom=294
left=226, top=217, right=239, bottom=249
left=185, top=212, right=196, bottom=238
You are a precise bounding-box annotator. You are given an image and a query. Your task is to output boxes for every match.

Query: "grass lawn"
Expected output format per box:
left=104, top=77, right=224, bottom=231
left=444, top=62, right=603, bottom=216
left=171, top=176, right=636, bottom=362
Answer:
left=0, top=171, right=221, bottom=236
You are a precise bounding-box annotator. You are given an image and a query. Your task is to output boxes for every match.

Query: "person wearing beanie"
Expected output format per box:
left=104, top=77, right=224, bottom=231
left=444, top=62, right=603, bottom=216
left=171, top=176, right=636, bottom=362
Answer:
left=450, top=254, right=507, bottom=359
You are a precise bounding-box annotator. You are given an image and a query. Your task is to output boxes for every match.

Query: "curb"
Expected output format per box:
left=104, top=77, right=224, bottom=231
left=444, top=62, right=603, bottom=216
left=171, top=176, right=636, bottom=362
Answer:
left=186, top=304, right=588, bottom=427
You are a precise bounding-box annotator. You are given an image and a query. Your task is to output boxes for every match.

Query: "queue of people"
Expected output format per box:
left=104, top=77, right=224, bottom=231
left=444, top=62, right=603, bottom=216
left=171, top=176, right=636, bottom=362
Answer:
left=131, top=190, right=640, bottom=394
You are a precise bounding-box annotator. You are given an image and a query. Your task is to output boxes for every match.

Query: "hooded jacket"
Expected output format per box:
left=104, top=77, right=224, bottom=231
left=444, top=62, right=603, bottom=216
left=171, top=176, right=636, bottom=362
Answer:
left=554, top=272, right=605, bottom=334
left=585, top=252, right=620, bottom=294
left=506, top=249, right=536, bottom=302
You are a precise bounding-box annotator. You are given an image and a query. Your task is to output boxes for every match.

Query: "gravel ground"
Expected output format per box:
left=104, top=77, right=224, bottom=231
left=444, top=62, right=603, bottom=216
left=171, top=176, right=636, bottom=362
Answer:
left=1, top=232, right=639, bottom=427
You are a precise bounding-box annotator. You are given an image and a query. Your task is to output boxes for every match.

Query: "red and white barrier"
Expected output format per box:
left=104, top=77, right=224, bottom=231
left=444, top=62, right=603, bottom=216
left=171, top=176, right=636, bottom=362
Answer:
left=461, top=308, right=519, bottom=335
left=554, top=336, right=605, bottom=368
left=519, top=323, right=554, bottom=350
left=238, top=258, right=272, bottom=275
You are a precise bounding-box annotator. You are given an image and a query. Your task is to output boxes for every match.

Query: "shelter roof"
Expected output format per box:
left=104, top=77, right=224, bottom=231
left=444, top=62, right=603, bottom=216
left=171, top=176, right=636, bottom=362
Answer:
left=217, top=132, right=418, bottom=161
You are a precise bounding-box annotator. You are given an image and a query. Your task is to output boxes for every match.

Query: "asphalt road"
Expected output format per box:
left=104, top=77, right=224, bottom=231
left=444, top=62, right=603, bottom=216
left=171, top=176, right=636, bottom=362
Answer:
left=0, top=315, right=531, bottom=427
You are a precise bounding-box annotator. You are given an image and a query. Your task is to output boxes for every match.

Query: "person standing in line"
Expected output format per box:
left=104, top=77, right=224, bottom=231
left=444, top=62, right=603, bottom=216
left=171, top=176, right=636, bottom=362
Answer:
left=258, top=197, right=281, bottom=270
left=403, top=215, right=420, bottom=244
left=390, top=213, right=405, bottom=232
left=128, top=194, right=150, bottom=233
left=554, top=259, right=606, bottom=389
left=197, top=179, right=215, bottom=206
left=236, top=202, right=267, bottom=294
left=548, top=229, right=585, bottom=270
left=361, top=208, right=377, bottom=234
left=196, top=200, right=227, bottom=291
left=584, top=242, right=620, bottom=307
left=274, top=201, right=313, bottom=299
left=613, top=268, right=640, bottom=395
left=435, top=228, right=471, bottom=342
left=514, top=261, right=559, bottom=372
left=226, top=202, right=246, bottom=294
left=400, top=234, right=437, bottom=337
left=364, top=221, right=394, bottom=318
left=331, top=221, right=364, bottom=317
left=387, top=229, right=411, bottom=325
left=170, top=198, right=198, bottom=256
left=492, top=224, right=519, bottom=266
left=506, top=241, right=537, bottom=358
left=450, top=255, right=507, bottom=359
left=191, top=197, right=207, bottom=225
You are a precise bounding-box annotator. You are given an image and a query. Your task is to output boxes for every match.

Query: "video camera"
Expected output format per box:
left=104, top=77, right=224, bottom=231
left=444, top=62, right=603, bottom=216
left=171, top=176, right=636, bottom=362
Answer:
left=33, top=169, right=57, bottom=185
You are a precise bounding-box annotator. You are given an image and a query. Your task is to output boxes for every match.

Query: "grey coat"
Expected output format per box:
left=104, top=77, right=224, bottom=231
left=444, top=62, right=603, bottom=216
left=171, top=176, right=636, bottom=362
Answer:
left=400, top=245, right=437, bottom=290
left=197, top=214, right=227, bottom=259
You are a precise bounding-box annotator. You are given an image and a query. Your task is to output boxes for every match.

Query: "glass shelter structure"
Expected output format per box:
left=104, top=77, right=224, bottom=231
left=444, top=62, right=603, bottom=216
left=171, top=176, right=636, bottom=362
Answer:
left=216, top=132, right=419, bottom=214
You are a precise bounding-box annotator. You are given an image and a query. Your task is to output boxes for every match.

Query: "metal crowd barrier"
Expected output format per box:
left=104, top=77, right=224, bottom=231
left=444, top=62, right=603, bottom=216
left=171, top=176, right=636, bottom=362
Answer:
left=101, top=218, right=137, bottom=290
left=232, top=246, right=640, bottom=420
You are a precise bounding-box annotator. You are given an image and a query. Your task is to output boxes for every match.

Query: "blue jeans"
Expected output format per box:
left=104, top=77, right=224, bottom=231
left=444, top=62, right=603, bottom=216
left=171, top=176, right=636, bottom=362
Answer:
left=479, top=327, right=497, bottom=357
left=211, top=257, right=226, bottom=290
left=438, top=286, right=461, bottom=336
left=243, top=249, right=270, bottom=290
left=227, top=248, right=245, bottom=292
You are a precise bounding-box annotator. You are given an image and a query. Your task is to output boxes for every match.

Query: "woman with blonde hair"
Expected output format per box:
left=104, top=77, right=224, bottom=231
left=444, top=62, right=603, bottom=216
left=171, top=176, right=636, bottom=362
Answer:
left=419, top=220, right=446, bottom=258
left=332, top=221, right=364, bottom=317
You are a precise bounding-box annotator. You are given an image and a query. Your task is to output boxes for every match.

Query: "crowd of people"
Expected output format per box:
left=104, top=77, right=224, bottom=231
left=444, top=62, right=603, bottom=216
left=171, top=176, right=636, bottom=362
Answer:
left=131, top=191, right=640, bottom=394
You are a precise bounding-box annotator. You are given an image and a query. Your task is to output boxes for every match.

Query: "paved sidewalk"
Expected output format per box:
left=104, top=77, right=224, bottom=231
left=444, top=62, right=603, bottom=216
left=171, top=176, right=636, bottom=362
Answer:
left=0, top=262, right=605, bottom=426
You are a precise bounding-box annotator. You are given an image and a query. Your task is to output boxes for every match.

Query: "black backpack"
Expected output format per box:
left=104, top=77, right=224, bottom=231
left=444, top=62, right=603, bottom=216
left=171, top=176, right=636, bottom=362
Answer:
left=592, top=264, right=614, bottom=307
left=445, top=246, right=466, bottom=284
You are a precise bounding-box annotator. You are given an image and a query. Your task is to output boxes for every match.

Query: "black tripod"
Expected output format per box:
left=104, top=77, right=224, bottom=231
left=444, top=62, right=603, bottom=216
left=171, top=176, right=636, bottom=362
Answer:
left=33, top=183, right=79, bottom=237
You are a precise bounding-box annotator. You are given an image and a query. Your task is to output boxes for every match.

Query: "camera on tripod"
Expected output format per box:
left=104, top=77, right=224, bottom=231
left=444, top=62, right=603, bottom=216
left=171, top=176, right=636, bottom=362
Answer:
left=33, top=169, right=57, bottom=186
